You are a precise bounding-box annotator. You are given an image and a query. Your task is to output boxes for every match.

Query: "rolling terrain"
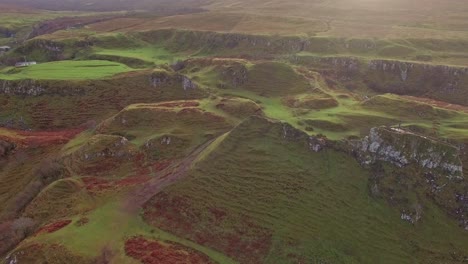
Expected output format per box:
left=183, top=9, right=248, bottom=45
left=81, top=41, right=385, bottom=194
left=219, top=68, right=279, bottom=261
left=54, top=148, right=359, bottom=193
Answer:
left=1, top=1, right=468, bottom=263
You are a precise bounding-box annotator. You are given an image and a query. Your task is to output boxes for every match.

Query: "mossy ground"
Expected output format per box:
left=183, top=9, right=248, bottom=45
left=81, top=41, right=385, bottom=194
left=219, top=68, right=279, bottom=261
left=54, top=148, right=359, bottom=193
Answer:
left=2, top=3, right=468, bottom=263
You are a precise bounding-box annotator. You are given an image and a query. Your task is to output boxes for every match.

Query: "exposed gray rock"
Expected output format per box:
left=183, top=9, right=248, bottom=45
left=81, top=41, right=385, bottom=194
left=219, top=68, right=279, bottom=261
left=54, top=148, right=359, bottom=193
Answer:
left=150, top=72, right=197, bottom=90
left=354, top=127, right=463, bottom=178
left=0, top=79, right=86, bottom=97
left=161, top=136, right=171, bottom=145
left=182, top=76, right=197, bottom=90
left=281, top=123, right=327, bottom=152
left=0, top=80, right=45, bottom=96
left=220, top=63, right=248, bottom=87
left=308, top=137, right=327, bottom=152
left=79, top=136, right=133, bottom=161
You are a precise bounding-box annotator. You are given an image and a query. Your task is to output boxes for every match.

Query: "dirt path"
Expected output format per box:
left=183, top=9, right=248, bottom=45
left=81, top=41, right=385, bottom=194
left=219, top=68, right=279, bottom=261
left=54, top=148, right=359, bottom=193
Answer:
left=121, top=138, right=215, bottom=214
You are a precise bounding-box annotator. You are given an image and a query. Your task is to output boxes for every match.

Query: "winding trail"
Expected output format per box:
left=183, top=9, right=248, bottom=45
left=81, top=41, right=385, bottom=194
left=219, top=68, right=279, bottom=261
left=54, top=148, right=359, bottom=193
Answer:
left=122, top=138, right=215, bottom=214
left=88, top=138, right=220, bottom=261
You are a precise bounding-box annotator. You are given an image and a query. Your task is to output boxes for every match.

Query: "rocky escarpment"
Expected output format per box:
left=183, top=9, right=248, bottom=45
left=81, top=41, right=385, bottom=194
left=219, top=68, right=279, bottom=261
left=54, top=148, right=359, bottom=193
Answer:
left=365, top=60, right=468, bottom=105
left=12, top=39, right=65, bottom=62
left=353, top=127, right=468, bottom=229
left=293, top=55, right=468, bottom=106
left=63, top=134, right=139, bottom=176
left=28, top=16, right=116, bottom=39
left=368, top=60, right=468, bottom=82
left=79, top=135, right=135, bottom=162
left=150, top=71, right=197, bottom=90
left=138, top=29, right=429, bottom=56
left=0, top=79, right=85, bottom=97
left=281, top=122, right=327, bottom=153
left=0, top=73, right=206, bottom=130
left=354, top=127, right=463, bottom=178
left=140, top=29, right=311, bottom=55
left=0, top=80, right=46, bottom=96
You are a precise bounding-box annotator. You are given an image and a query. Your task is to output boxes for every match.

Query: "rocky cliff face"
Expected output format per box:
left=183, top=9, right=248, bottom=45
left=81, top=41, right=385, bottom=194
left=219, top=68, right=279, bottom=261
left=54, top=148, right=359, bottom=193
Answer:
left=368, top=60, right=468, bottom=82
left=140, top=29, right=310, bottom=55
left=281, top=122, right=327, bottom=153
left=0, top=80, right=87, bottom=97
left=0, top=80, right=45, bottom=96
left=150, top=71, right=197, bottom=90
left=354, top=127, right=463, bottom=178
left=139, top=29, right=387, bottom=56
left=294, top=55, right=468, bottom=106
left=366, top=60, right=468, bottom=104
left=353, top=126, right=468, bottom=229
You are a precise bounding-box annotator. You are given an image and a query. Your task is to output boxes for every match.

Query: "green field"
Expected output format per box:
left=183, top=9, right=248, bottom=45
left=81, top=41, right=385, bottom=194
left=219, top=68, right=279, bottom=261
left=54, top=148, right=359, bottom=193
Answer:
left=93, top=46, right=187, bottom=64
left=2, top=1, right=468, bottom=263
left=0, top=60, right=133, bottom=80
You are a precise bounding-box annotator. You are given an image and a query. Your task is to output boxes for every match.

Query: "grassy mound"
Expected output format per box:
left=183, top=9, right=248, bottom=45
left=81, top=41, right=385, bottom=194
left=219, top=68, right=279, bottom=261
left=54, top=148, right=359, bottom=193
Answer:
left=96, top=101, right=233, bottom=144
left=283, top=93, right=339, bottom=110
left=0, top=60, right=133, bottom=80
left=23, top=178, right=94, bottom=224
left=143, top=116, right=468, bottom=263
left=94, top=100, right=235, bottom=163
left=241, top=62, right=310, bottom=96
left=215, top=97, right=261, bottom=119
left=63, top=134, right=139, bottom=177
left=377, top=44, right=418, bottom=58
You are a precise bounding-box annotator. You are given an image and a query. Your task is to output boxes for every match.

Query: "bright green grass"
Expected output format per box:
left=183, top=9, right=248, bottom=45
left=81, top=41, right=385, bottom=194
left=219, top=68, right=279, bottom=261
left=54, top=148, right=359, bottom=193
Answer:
left=213, top=83, right=468, bottom=140
left=94, top=46, right=185, bottom=64
left=0, top=60, right=132, bottom=80
left=28, top=200, right=236, bottom=263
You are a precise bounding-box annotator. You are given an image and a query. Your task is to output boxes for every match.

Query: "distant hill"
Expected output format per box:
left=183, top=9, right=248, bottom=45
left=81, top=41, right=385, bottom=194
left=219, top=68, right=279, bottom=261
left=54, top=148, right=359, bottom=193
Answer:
left=0, top=0, right=210, bottom=11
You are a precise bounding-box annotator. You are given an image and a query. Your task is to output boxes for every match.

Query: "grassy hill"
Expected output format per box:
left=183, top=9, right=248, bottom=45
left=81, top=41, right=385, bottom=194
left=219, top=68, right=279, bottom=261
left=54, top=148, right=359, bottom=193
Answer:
left=143, top=116, right=468, bottom=263
left=1, top=1, right=468, bottom=263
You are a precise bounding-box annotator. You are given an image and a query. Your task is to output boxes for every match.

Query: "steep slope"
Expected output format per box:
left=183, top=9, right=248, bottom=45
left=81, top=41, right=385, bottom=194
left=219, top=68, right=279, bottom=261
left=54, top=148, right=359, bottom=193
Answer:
left=0, top=70, right=205, bottom=130
left=143, top=116, right=468, bottom=263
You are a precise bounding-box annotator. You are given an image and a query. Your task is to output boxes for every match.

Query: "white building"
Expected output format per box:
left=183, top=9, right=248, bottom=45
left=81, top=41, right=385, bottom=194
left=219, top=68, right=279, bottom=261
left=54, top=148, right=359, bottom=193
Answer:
left=15, top=61, right=37, bottom=67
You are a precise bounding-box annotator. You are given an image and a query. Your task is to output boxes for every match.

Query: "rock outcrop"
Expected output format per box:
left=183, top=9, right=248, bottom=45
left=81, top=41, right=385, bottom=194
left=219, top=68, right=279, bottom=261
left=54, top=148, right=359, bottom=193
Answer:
left=368, top=60, right=468, bottom=105
left=293, top=55, right=468, bottom=106
left=73, top=135, right=136, bottom=162
left=0, top=79, right=86, bottom=97
left=219, top=62, right=249, bottom=88
left=354, top=127, right=463, bottom=178
left=354, top=126, right=468, bottom=229
left=0, top=80, right=46, bottom=96
left=150, top=71, right=197, bottom=90
left=0, top=140, right=15, bottom=158
left=281, top=122, right=327, bottom=153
